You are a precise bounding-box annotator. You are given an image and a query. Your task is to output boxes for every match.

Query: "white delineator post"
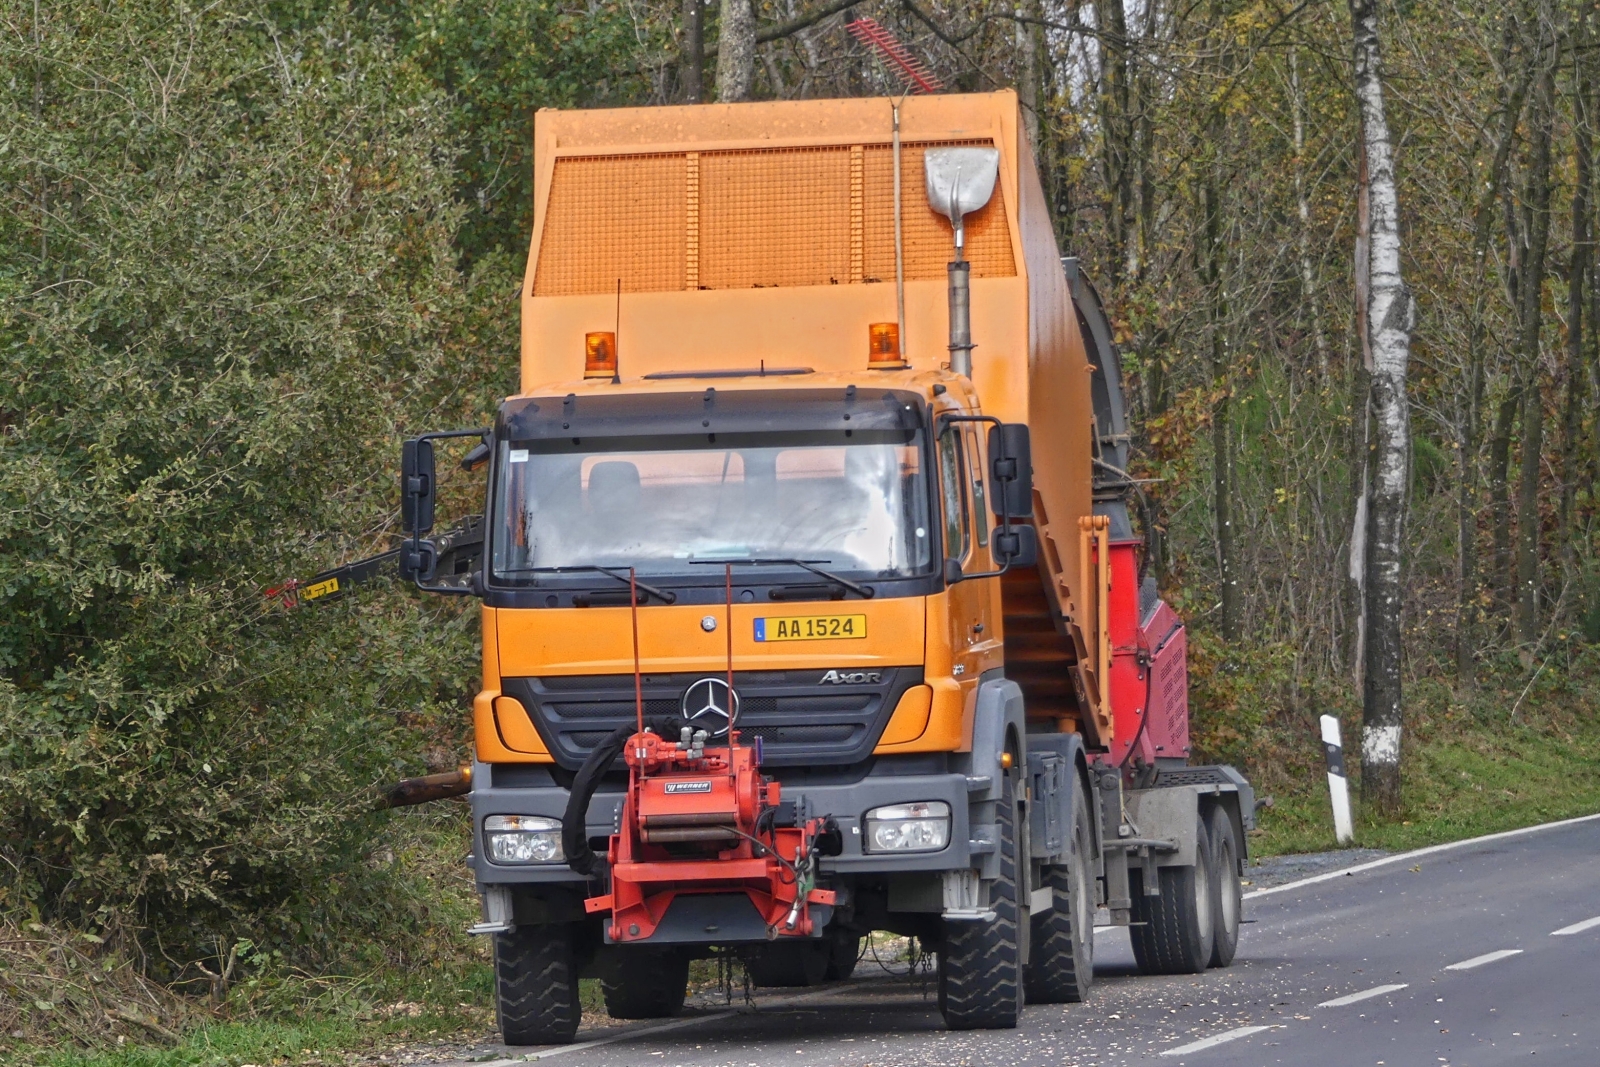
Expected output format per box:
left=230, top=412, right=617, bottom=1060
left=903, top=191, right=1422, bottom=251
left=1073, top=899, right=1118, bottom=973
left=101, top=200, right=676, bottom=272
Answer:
left=1320, top=714, right=1354, bottom=844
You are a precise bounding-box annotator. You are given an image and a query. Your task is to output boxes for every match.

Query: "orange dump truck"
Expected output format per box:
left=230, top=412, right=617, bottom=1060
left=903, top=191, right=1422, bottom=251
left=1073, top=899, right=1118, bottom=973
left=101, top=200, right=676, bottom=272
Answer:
left=396, top=89, right=1253, bottom=1043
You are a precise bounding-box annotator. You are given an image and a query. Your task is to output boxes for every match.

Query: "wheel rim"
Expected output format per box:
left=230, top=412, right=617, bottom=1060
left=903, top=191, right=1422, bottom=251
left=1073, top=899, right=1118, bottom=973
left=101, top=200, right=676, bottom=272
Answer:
left=1195, top=838, right=1213, bottom=935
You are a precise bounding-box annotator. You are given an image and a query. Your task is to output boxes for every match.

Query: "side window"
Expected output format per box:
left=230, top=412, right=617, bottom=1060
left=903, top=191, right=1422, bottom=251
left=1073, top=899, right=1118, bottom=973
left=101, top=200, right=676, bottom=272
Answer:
left=938, top=427, right=970, bottom=560
left=964, top=426, right=988, bottom=547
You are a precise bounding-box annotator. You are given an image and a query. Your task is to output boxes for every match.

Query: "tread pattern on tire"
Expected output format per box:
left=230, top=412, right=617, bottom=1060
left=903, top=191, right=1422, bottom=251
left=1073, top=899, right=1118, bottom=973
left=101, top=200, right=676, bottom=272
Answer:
left=825, top=933, right=863, bottom=981
left=1205, top=805, right=1241, bottom=968
left=1129, top=815, right=1214, bottom=976
left=495, top=925, right=581, bottom=1046
left=1025, top=773, right=1094, bottom=1004
left=939, top=772, right=1022, bottom=1030
left=745, top=941, right=830, bottom=988
left=601, top=952, right=689, bottom=1018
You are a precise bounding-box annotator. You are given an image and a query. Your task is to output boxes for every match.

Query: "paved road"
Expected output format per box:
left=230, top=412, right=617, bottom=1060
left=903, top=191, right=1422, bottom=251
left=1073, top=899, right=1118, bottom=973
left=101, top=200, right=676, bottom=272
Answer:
left=450, top=815, right=1600, bottom=1067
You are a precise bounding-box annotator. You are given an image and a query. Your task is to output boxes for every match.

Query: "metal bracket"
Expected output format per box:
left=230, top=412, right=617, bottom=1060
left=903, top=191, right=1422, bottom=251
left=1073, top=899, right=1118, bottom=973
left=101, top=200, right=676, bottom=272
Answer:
left=467, top=885, right=514, bottom=935
left=941, top=869, right=996, bottom=922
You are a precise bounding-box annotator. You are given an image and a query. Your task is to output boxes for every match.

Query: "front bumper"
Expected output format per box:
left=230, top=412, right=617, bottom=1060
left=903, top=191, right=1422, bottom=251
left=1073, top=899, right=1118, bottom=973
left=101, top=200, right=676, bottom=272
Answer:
left=469, top=758, right=980, bottom=888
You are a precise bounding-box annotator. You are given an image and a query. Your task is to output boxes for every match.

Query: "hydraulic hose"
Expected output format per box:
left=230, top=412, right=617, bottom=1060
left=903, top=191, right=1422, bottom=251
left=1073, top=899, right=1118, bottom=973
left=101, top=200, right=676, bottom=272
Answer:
left=562, top=716, right=694, bottom=876
left=563, top=724, right=635, bottom=876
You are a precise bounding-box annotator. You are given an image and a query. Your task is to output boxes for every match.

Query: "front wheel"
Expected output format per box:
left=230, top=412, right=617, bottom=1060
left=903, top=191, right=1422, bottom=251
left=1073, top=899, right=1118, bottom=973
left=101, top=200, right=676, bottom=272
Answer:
left=745, top=940, right=831, bottom=987
left=600, top=950, right=689, bottom=1018
left=938, top=769, right=1023, bottom=1030
left=494, top=924, right=581, bottom=1046
left=1025, top=771, right=1096, bottom=1004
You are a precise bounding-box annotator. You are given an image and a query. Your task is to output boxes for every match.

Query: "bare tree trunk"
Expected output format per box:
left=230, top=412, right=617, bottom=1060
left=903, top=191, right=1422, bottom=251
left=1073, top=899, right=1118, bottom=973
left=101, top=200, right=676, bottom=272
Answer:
left=1516, top=62, right=1556, bottom=647
left=1099, top=0, right=1135, bottom=283
left=1456, top=37, right=1532, bottom=687
left=1560, top=19, right=1593, bottom=574
left=1346, top=140, right=1372, bottom=684
left=1350, top=0, right=1413, bottom=816
left=1016, top=0, right=1041, bottom=149
left=1489, top=388, right=1519, bottom=611
left=682, top=0, right=705, bottom=102
left=1205, top=167, right=1240, bottom=641
left=1491, top=182, right=1523, bottom=612
left=1290, top=49, right=1329, bottom=378
left=716, top=0, right=755, bottom=102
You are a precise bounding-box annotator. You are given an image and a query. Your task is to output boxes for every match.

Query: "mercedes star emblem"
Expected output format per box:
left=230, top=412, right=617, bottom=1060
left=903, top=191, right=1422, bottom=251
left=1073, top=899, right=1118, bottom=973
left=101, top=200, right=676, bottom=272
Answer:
left=681, top=677, right=738, bottom=737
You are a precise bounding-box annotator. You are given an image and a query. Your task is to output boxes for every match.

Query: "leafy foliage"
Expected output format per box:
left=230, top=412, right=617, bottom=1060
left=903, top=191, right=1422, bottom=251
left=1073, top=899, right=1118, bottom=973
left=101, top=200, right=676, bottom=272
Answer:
left=0, top=0, right=512, bottom=968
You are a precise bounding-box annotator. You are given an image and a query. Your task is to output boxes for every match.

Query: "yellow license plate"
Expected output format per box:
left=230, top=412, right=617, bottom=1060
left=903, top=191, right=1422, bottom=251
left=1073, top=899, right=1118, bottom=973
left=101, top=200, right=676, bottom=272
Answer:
left=754, top=614, right=868, bottom=642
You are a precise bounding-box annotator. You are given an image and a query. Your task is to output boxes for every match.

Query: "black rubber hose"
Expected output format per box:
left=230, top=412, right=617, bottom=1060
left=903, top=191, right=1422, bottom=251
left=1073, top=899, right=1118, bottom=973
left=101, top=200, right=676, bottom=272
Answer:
left=562, top=716, right=696, bottom=876
left=563, top=724, right=635, bottom=876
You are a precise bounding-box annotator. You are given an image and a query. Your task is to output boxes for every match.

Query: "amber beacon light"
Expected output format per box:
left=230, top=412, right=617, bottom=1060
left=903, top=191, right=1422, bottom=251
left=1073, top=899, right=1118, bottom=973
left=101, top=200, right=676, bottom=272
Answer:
left=867, top=322, right=906, bottom=369
left=585, top=331, right=618, bottom=379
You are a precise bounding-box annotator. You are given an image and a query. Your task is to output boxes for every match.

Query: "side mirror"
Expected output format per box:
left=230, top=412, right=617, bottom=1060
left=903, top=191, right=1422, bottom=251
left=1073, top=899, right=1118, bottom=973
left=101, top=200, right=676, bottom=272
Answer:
left=397, top=539, right=438, bottom=583
left=401, top=437, right=436, bottom=536
left=990, top=524, right=1038, bottom=568
left=943, top=557, right=965, bottom=585
left=987, top=423, right=1034, bottom=520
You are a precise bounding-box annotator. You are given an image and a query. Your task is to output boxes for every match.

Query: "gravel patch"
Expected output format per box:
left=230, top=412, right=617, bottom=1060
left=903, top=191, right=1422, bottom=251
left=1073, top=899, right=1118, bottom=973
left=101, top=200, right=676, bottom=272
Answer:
left=1242, top=847, right=1390, bottom=888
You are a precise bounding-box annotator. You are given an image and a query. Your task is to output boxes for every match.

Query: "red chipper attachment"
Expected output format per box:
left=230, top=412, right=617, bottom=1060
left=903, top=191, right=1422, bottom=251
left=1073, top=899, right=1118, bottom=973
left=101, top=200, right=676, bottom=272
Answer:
left=582, top=725, right=837, bottom=943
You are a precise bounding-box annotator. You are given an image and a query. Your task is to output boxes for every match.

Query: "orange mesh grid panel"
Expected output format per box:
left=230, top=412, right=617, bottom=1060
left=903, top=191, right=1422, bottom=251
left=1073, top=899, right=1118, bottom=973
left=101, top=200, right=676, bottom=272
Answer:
left=531, top=141, right=1014, bottom=296
left=698, top=147, right=854, bottom=289
left=533, top=154, right=687, bottom=296
left=863, top=141, right=1015, bottom=281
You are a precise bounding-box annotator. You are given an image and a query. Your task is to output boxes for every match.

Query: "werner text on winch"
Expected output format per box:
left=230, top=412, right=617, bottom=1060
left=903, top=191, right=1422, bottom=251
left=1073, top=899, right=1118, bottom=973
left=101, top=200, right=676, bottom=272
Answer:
left=395, top=91, right=1254, bottom=1044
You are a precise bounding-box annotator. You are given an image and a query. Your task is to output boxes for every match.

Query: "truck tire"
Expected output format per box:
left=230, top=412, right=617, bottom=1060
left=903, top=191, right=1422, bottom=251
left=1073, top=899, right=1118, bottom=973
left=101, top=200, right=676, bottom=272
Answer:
left=744, top=940, right=831, bottom=987
left=600, top=951, right=689, bottom=1018
left=1129, top=813, right=1214, bottom=975
left=938, top=769, right=1023, bottom=1030
left=824, top=931, right=863, bottom=981
left=494, top=924, right=581, bottom=1046
left=1205, top=804, right=1242, bottom=968
left=1025, top=772, right=1095, bottom=1003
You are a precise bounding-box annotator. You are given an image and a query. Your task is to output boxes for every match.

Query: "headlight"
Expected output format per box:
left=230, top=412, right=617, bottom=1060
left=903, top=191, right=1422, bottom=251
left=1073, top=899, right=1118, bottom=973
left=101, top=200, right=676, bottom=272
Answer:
left=863, top=800, right=951, bottom=853
left=484, top=814, right=565, bottom=865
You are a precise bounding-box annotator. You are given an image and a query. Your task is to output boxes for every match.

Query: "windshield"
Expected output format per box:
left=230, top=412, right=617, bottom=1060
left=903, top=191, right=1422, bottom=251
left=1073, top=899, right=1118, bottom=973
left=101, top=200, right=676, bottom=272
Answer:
left=490, top=431, right=933, bottom=582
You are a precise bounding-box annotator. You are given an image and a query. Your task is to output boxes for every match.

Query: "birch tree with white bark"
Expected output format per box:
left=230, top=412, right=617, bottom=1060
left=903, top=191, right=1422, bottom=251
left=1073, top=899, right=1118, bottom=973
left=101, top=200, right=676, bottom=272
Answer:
left=1348, top=0, right=1413, bottom=815
left=716, top=0, right=756, bottom=101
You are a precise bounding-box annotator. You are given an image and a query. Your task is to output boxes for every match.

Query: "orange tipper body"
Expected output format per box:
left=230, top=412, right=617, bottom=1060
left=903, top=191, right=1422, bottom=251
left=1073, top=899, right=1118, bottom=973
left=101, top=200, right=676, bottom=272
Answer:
left=438, top=90, right=1254, bottom=1043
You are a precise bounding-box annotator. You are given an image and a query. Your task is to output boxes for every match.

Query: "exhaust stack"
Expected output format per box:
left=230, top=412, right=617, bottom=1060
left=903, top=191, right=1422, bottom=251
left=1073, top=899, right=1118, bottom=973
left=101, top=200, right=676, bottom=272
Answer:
left=924, top=147, right=1000, bottom=378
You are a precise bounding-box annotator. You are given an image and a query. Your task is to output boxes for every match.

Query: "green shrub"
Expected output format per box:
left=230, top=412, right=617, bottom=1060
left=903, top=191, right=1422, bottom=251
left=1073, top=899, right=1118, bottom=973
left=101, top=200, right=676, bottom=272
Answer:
left=0, top=0, right=501, bottom=972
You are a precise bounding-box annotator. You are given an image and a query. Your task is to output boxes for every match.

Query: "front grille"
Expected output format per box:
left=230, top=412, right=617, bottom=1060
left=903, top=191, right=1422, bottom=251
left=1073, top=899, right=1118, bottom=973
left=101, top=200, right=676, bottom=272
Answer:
left=502, top=667, right=923, bottom=770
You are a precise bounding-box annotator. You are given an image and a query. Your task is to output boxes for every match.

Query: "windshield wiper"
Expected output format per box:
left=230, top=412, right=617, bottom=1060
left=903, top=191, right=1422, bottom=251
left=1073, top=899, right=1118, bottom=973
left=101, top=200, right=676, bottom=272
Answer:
left=690, top=558, right=875, bottom=599
left=523, top=565, right=677, bottom=604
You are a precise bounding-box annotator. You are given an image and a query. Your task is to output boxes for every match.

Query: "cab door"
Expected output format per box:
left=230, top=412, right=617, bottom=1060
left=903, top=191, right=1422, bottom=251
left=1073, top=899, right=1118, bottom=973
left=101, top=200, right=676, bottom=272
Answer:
left=935, top=420, right=998, bottom=685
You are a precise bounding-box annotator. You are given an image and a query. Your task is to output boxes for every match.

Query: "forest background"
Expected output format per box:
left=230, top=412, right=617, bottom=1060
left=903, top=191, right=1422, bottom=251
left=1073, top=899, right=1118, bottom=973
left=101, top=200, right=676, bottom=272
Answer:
left=2, top=0, right=1599, bottom=1056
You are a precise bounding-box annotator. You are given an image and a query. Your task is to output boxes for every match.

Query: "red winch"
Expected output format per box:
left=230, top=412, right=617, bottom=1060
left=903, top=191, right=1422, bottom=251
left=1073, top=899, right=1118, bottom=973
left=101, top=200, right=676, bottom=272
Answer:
left=580, top=565, right=838, bottom=943
left=582, top=723, right=838, bottom=942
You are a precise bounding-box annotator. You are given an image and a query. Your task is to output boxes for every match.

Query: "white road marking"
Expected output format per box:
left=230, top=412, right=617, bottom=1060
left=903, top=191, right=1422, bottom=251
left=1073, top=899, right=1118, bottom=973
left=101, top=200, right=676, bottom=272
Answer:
left=1552, top=915, right=1600, bottom=936
left=1245, top=811, right=1600, bottom=899
left=1444, top=948, right=1523, bottom=971
left=1317, top=983, right=1409, bottom=1007
left=518, top=1012, right=739, bottom=1061
left=494, top=982, right=864, bottom=1062
left=1159, top=1026, right=1273, bottom=1056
